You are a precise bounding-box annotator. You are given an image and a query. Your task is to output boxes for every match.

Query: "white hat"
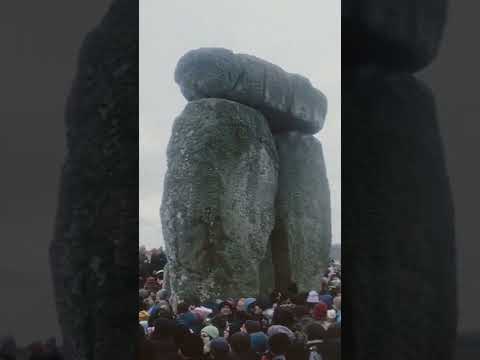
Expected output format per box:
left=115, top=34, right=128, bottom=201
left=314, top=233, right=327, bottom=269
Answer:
left=306, top=290, right=320, bottom=303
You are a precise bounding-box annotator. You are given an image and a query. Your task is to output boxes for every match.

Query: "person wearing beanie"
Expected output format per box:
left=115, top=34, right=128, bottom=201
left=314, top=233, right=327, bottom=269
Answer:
left=267, top=325, right=295, bottom=342
left=177, top=302, right=203, bottom=335
left=209, top=337, right=230, bottom=360
left=244, top=298, right=256, bottom=313
left=201, top=325, right=220, bottom=355
left=318, top=293, right=333, bottom=309
left=312, top=302, right=328, bottom=321
left=250, top=331, right=268, bottom=356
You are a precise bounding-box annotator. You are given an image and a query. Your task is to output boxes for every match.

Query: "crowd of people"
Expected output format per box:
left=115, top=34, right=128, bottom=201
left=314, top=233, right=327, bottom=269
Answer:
left=138, top=247, right=341, bottom=360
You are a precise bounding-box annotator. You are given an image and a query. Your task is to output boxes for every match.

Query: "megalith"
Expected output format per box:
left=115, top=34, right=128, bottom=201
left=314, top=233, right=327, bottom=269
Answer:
left=343, top=69, right=456, bottom=359
left=161, top=98, right=278, bottom=301
left=49, top=0, right=138, bottom=359
left=272, top=132, right=331, bottom=292
left=175, top=48, right=327, bottom=134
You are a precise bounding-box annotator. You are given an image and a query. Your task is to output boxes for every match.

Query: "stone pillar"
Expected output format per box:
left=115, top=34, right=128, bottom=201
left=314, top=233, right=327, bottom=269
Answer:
left=161, top=99, right=278, bottom=301
left=49, top=1, right=138, bottom=359
left=342, top=1, right=456, bottom=358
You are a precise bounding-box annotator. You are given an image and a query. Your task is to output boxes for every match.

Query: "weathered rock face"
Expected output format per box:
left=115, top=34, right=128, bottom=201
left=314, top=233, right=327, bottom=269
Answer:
left=161, top=98, right=278, bottom=301
left=342, top=0, right=448, bottom=72
left=342, top=69, right=456, bottom=360
left=49, top=1, right=138, bottom=359
left=175, top=48, right=327, bottom=134
left=271, top=132, right=331, bottom=292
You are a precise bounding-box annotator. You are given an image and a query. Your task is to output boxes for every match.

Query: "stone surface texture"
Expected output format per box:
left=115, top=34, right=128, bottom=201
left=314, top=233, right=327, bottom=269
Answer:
left=342, top=0, right=448, bottom=72
left=272, top=132, right=331, bottom=292
left=161, top=98, right=279, bottom=302
left=174, top=48, right=327, bottom=134
left=342, top=69, right=456, bottom=360
left=49, top=1, right=138, bottom=359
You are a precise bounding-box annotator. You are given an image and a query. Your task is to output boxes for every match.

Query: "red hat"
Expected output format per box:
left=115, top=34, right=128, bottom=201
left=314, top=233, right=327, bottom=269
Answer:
left=312, top=302, right=328, bottom=320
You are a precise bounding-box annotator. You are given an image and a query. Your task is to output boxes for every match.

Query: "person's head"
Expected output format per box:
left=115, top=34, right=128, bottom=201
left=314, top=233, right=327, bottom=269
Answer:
left=312, top=302, right=328, bottom=321
left=272, top=306, right=295, bottom=328
left=270, top=289, right=283, bottom=305
left=209, top=337, right=230, bottom=360
left=306, top=290, right=320, bottom=305
left=236, top=298, right=246, bottom=312
left=305, top=322, right=326, bottom=341
left=201, top=325, right=220, bottom=345
left=327, top=309, right=337, bottom=323
left=179, top=333, right=204, bottom=359
left=229, top=332, right=251, bottom=354
left=244, top=298, right=257, bottom=314
left=250, top=332, right=268, bottom=354
left=156, top=288, right=169, bottom=301
left=177, top=301, right=190, bottom=314
left=218, top=301, right=233, bottom=316
left=268, top=333, right=290, bottom=356
left=333, top=295, right=341, bottom=311
left=241, top=320, right=261, bottom=334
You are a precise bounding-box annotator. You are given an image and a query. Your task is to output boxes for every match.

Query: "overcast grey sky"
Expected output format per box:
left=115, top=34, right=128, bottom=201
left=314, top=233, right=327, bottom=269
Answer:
left=140, top=0, right=341, bottom=249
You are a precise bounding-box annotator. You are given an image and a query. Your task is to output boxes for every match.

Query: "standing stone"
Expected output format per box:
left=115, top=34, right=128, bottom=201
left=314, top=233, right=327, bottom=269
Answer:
left=161, top=98, right=278, bottom=302
left=174, top=48, right=327, bottom=134
left=271, top=132, right=331, bottom=292
left=49, top=1, right=138, bottom=359
left=343, top=0, right=448, bottom=72
left=342, top=68, right=456, bottom=360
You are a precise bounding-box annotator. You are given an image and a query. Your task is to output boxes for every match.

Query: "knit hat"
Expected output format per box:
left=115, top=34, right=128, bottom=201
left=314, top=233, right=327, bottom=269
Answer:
left=312, top=302, right=328, bottom=320
left=201, top=325, right=220, bottom=340
left=250, top=331, right=268, bottom=354
left=306, top=290, right=320, bottom=303
left=319, top=294, right=333, bottom=308
left=267, top=325, right=295, bottom=341
left=210, top=337, right=230, bottom=358
left=244, top=297, right=257, bottom=311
